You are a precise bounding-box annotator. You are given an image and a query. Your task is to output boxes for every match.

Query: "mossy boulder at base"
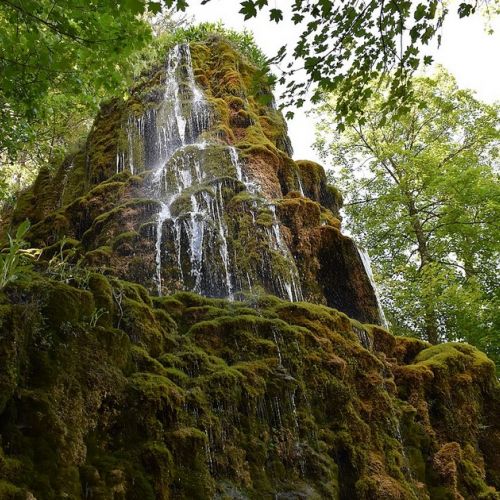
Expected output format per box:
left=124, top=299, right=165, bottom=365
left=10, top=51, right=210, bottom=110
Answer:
left=0, top=275, right=498, bottom=498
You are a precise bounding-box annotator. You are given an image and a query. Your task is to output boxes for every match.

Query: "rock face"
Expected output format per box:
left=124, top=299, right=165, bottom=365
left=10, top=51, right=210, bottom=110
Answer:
left=0, top=37, right=499, bottom=499
left=10, top=40, right=381, bottom=326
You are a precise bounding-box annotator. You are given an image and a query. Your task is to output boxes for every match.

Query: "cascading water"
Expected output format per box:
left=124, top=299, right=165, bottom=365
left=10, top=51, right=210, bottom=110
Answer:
left=117, top=43, right=303, bottom=302
left=356, top=245, right=389, bottom=328
left=269, top=205, right=303, bottom=302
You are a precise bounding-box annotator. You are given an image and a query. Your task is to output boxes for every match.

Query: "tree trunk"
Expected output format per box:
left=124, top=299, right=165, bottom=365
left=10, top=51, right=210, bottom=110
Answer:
left=406, top=197, right=440, bottom=344
left=423, top=301, right=439, bottom=344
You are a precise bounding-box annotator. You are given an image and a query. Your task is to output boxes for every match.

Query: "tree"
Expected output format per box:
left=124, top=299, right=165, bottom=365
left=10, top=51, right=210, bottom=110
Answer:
left=2, top=0, right=498, bottom=163
left=0, top=0, right=159, bottom=160
left=169, top=0, right=499, bottom=123
left=313, top=70, right=500, bottom=365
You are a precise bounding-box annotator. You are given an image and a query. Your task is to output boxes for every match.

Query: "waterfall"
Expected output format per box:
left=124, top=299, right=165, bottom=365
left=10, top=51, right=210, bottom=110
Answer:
left=296, top=170, right=305, bottom=197
left=118, top=43, right=303, bottom=302
left=155, top=201, right=172, bottom=294
left=356, top=245, right=389, bottom=328
left=116, top=44, right=211, bottom=174
left=269, top=205, right=303, bottom=302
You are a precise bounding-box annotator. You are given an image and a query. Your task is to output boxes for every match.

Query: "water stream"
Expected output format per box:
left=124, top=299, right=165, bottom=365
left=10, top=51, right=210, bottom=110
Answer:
left=356, top=245, right=389, bottom=328
left=116, top=43, right=304, bottom=301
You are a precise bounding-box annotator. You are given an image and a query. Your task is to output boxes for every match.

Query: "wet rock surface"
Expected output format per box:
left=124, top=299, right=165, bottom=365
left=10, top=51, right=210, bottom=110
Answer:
left=8, top=40, right=381, bottom=326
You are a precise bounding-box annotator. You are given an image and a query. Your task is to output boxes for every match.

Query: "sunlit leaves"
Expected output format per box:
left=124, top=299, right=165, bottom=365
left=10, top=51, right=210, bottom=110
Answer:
left=313, top=70, right=500, bottom=364
left=0, top=0, right=153, bottom=159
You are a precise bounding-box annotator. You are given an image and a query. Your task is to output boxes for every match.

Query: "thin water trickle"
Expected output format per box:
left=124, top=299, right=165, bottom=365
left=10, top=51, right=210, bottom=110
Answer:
left=296, top=170, right=305, bottom=196
left=269, top=205, right=303, bottom=302
left=356, top=245, right=389, bottom=328
left=229, top=146, right=243, bottom=182
left=155, top=200, right=173, bottom=295
left=272, top=328, right=283, bottom=366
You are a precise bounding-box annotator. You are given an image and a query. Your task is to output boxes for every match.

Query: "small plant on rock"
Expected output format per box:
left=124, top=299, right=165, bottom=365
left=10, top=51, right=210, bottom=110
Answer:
left=0, top=220, right=40, bottom=290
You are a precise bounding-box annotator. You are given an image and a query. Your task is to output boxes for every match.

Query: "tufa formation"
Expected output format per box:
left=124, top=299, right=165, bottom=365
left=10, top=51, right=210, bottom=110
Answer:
left=0, top=38, right=498, bottom=499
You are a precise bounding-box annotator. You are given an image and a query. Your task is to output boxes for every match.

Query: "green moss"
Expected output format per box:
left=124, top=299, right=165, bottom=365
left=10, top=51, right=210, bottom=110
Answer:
left=0, top=480, right=22, bottom=499
left=111, top=230, right=140, bottom=251
left=88, top=273, right=114, bottom=327
left=0, top=273, right=498, bottom=498
left=121, top=296, right=165, bottom=353
left=42, top=281, right=95, bottom=330
left=128, top=372, right=184, bottom=408
left=83, top=245, right=112, bottom=266
left=415, top=342, right=495, bottom=377
left=295, top=160, right=343, bottom=215
left=327, top=184, right=344, bottom=209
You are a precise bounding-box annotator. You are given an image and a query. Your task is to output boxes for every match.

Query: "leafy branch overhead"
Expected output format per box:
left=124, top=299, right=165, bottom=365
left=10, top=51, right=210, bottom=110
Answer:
left=0, top=0, right=153, bottom=159
left=0, top=0, right=496, bottom=163
left=172, top=0, right=496, bottom=123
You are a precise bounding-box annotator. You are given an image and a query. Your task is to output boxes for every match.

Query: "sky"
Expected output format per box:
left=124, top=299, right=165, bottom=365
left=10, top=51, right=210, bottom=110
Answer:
left=185, top=1, right=500, bottom=164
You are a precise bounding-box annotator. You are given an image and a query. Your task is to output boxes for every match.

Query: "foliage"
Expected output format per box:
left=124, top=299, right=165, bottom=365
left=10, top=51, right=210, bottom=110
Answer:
left=88, top=307, right=109, bottom=327
left=0, top=159, right=38, bottom=209
left=167, top=0, right=499, bottom=124
left=0, top=220, right=39, bottom=289
left=174, top=21, right=268, bottom=68
left=130, top=21, right=269, bottom=80
left=313, top=70, right=500, bottom=366
left=0, top=0, right=155, bottom=161
left=46, top=238, right=91, bottom=288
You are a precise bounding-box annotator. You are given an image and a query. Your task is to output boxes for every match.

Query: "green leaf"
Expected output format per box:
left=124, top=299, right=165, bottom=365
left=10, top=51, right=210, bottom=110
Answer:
left=15, top=220, right=31, bottom=240
left=270, top=9, right=283, bottom=23
left=149, top=1, right=162, bottom=14
left=239, top=1, right=258, bottom=19
left=414, top=3, right=426, bottom=21
left=457, top=2, right=475, bottom=18
left=124, top=0, right=145, bottom=15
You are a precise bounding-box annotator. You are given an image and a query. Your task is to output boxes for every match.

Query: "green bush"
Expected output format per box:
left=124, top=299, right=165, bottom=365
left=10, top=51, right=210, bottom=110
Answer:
left=132, top=21, right=269, bottom=79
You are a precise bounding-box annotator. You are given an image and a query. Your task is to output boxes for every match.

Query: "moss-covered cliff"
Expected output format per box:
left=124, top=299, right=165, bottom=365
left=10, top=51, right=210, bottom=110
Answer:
left=1, top=35, right=499, bottom=499
left=7, top=38, right=380, bottom=326
left=0, top=272, right=498, bottom=499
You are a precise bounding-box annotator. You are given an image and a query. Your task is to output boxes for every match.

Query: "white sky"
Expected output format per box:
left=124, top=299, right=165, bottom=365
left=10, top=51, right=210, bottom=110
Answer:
left=186, top=1, right=500, bottom=164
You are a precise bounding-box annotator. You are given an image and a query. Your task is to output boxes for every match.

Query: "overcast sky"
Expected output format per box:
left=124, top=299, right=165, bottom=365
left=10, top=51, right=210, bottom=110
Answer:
left=186, top=1, right=500, bottom=164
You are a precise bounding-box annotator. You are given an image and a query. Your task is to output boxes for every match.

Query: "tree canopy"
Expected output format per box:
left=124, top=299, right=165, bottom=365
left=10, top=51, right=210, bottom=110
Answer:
left=0, top=0, right=158, bottom=160
left=314, top=69, right=500, bottom=366
left=3, top=0, right=497, bottom=164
